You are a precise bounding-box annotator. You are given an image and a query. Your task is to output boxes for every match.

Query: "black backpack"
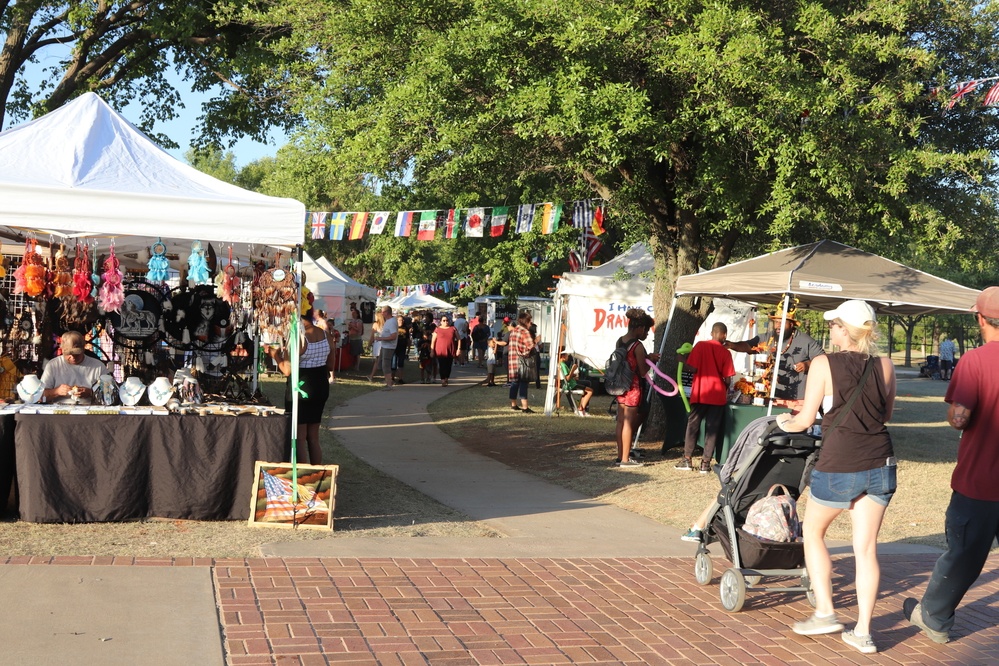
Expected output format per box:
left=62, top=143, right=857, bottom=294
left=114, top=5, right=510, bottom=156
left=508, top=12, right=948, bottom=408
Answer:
left=604, top=341, right=636, bottom=395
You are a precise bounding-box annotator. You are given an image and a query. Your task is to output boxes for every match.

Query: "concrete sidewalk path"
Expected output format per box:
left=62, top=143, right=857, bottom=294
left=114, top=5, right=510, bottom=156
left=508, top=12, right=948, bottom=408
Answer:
left=262, top=364, right=702, bottom=559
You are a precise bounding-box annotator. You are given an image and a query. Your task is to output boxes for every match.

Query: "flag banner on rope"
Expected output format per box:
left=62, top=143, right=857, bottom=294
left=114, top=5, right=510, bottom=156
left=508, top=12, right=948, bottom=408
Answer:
left=465, top=207, right=485, bottom=237
left=394, top=211, right=414, bottom=237
left=417, top=210, right=438, bottom=241
left=490, top=207, right=508, bottom=236
left=309, top=211, right=328, bottom=240
left=444, top=209, right=458, bottom=239
left=571, top=199, right=596, bottom=229
left=591, top=203, right=606, bottom=235
left=515, top=204, right=535, bottom=233
left=369, top=211, right=390, bottom=235
left=539, top=202, right=563, bottom=234
left=947, top=80, right=979, bottom=109
left=984, top=81, right=999, bottom=107
left=348, top=213, right=368, bottom=240
left=329, top=212, right=348, bottom=241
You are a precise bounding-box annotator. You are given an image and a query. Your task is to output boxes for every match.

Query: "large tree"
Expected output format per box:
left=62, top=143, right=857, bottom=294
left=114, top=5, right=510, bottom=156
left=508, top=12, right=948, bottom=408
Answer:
left=0, top=1, right=295, bottom=146
left=236, top=0, right=998, bottom=335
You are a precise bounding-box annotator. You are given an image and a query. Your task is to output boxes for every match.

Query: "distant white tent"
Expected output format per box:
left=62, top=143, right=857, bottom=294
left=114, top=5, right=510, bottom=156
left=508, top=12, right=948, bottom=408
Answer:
left=382, top=291, right=457, bottom=311
left=301, top=252, right=377, bottom=322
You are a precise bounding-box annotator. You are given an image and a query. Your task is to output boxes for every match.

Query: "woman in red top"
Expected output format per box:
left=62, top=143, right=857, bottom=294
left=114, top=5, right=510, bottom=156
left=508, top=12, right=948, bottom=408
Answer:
left=615, top=309, right=659, bottom=467
left=430, top=315, right=459, bottom=386
left=507, top=310, right=536, bottom=412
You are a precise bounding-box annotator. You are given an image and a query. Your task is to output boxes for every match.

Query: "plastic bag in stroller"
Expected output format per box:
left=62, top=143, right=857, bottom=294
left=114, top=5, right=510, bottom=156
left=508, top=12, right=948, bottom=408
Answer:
left=692, top=415, right=821, bottom=612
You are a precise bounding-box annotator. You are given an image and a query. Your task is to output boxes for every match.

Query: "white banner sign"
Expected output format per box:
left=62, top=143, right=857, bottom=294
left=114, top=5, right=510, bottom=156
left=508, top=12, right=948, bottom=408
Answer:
left=564, top=298, right=655, bottom=369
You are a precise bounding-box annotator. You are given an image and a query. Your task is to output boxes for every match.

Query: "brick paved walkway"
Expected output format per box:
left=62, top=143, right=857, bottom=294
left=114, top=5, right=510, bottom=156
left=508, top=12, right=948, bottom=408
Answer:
left=14, top=552, right=991, bottom=665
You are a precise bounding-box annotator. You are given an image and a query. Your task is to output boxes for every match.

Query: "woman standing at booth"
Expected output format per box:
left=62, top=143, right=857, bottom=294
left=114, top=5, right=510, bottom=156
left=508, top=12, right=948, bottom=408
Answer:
left=507, top=310, right=536, bottom=412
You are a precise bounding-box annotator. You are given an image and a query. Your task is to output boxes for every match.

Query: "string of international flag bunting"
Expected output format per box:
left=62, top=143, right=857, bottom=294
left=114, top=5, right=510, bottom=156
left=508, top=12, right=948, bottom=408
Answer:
left=945, top=76, right=999, bottom=110
left=306, top=199, right=609, bottom=297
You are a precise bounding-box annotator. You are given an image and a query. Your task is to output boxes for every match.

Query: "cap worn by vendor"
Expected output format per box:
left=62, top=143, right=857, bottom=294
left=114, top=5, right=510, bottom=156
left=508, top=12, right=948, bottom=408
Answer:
left=972, top=286, right=999, bottom=319
left=824, top=300, right=876, bottom=328
left=60, top=331, right=85, bottom=356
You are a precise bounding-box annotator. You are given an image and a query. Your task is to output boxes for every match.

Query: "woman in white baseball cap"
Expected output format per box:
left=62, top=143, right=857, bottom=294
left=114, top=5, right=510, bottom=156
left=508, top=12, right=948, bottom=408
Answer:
left=775, top=300, right=897, bottom=654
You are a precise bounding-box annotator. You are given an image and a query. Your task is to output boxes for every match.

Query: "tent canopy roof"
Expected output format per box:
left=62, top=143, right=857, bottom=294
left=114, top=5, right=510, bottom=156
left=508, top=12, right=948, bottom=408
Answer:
left=556, top=242, right=653, bottom=300
left=0, top=92, right=304, bottom=255
left=301, top=252, right=376, bottom=302
left=675, top=240, right=979, bottom=316
left=381, top=292, right=457, bottom=311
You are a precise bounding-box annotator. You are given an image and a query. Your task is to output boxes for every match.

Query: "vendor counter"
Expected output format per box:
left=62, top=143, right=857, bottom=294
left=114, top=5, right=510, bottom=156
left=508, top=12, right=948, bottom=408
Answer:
left=660, top=394, right=791, bottom=464
left=9, top=411, right=289, bottom=523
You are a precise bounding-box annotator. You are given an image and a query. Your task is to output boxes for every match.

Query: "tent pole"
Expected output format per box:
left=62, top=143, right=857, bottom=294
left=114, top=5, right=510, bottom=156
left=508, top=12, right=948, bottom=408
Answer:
left=767, top=294, right=791, bottom=416
left=543, top=294, right=565, bottom=416
left=631, top=297, right=677, bottom=449
left=290, top=246, right=303, bottom=503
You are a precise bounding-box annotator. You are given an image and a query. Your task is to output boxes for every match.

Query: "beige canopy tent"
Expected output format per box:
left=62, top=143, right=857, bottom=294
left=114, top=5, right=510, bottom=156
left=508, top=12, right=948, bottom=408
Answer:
left=646, top=240, right=982, bottom=439
left=673, top=240, right=979, bottom=315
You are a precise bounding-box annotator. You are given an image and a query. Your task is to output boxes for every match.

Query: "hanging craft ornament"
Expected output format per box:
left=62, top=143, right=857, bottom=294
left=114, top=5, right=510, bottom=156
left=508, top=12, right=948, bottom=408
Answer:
left=72, top=242, right=94, bottom=304
left=252, top=260, right=298, bottom=345
left=187, top=240, right=210, bottom=285
left=17, top=239, right=46, bottom=297
left=219, top=246, right=241, bottom=305
left=98, top=242, right=125, bottom=312
left=146, top=238, right=170, bottom=283
left=90, top=242, right=101, bottom=300
left=53, top=245, right=73, bottom=301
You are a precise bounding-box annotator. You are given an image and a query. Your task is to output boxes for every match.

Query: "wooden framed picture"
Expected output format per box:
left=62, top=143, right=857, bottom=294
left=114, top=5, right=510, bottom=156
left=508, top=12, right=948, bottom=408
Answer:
left=248, top=461, right=338, bottom=530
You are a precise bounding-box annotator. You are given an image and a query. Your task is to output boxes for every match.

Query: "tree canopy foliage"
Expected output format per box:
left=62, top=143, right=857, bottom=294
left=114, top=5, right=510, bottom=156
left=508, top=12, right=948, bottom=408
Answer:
left=234, top=0, right=998, bottom=328
left=0, top=1, right=295, bottom=146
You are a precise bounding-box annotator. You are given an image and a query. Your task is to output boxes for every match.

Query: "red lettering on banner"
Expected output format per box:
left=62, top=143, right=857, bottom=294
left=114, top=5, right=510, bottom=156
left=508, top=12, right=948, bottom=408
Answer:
left=592, top=310, right=634, bottom=332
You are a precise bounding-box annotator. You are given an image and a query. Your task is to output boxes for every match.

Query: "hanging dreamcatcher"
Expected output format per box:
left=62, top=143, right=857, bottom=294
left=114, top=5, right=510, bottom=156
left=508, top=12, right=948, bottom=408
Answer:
left=8, top=309, right=41, bottom=375
left=218, top=247, right=241, bottom=306
left=252, top=256, right=298, bottom=345
left=98, top=243, right=125, bottom=313
left=187, top=240, right=210, bottom=285
left=105, top=278, right=169, bottom=380
left=15, top=239, right=46, bottom=297
left=53, top=245, right=73, bottom=302
left=146, top=238, right=170, bottom=283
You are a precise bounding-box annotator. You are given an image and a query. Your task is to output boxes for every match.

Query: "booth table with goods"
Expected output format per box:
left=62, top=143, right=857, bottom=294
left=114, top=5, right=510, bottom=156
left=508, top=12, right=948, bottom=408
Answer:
left=0, top=93, right=314, bottom=523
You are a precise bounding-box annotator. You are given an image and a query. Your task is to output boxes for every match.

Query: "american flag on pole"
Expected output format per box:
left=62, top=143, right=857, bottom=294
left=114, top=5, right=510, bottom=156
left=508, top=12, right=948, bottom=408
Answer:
left=984, top=81, right=999, bottom=107
left=567, top=227, right=604, bottom=272
left=947, top=80, right=979, bottom=110
left=309, top=212, right=328, bottom=240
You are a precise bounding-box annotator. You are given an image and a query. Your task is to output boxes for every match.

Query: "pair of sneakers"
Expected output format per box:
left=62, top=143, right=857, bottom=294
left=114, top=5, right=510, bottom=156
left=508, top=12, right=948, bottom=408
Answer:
left=793, top=614, right=877, bottom=654
left=575, top=409, right=591, bottom=417
left=674, top=457, right=712, bottom=474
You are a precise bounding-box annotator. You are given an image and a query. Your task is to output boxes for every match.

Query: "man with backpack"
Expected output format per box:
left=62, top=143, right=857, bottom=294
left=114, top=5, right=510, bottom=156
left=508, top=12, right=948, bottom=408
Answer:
left=677, top=322, right=735, bottom=474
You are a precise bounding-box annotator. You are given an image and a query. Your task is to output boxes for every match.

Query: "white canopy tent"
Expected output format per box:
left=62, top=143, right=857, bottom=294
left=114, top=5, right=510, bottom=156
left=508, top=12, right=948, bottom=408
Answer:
left=544, top=243, right=754, bottom=416
left=0, top=92, right=307, bottom=457
left=381, top=291, right=457, bottom=311
left=0, top=92, right=304, bottom=256
left=301, top=252, right=377, bottom=323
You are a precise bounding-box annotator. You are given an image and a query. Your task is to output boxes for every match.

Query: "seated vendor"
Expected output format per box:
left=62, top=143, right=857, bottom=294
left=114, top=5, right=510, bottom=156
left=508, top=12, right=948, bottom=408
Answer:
left=40, top=331, right=107, bottom=405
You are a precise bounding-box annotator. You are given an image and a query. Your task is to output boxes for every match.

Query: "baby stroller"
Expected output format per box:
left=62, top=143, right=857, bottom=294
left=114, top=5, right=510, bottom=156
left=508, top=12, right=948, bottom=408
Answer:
left=919, top=355, right=941, bottom=379
left=693, top=415, right=821, bottom=612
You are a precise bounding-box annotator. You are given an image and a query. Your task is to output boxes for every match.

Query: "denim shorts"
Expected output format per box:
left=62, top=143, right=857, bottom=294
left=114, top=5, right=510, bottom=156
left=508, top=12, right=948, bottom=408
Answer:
left=809, top=464, right=897, bottom=509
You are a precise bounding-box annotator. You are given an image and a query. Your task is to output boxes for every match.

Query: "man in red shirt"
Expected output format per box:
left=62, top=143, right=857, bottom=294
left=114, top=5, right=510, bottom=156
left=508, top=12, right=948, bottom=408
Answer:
left=905, top=286, right=999, bottom=644
left=676, top=322, right=735, bottom=473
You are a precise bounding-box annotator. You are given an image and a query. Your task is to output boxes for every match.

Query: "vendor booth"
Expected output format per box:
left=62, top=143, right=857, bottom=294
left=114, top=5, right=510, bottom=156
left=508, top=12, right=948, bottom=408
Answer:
left=0, top=92, right=307, bottom=522
left=381, top=291, right=457, bottom=311
left=301, top=252, right=376, bottom=324
left=657, top=240, right=981, bottom=459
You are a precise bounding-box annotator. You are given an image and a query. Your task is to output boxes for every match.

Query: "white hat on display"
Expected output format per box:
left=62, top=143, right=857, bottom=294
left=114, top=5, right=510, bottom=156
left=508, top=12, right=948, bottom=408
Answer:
left=119, top=377, right=147, bottom=406
left=147, top=377, right=174, bottom=407
left=16, top=374, right=44, bottom=404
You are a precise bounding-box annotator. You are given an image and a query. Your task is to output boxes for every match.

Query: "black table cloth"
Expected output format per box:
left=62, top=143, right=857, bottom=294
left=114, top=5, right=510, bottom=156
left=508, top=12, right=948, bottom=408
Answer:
left=15, top=412, right=289, bottom=523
